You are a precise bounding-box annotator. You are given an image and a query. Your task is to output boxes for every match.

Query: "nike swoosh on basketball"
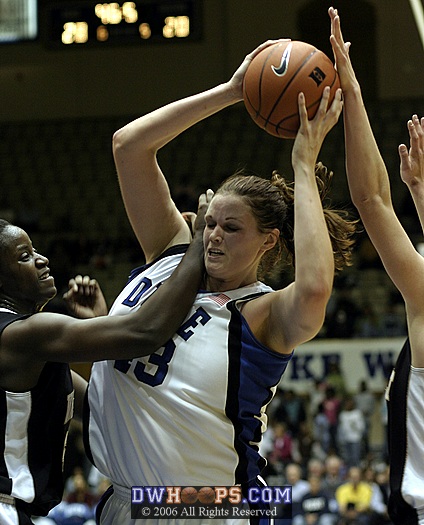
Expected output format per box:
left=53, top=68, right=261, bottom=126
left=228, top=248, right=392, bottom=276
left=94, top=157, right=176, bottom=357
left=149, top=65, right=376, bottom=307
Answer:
left=271, top=43, right=292, bottom=77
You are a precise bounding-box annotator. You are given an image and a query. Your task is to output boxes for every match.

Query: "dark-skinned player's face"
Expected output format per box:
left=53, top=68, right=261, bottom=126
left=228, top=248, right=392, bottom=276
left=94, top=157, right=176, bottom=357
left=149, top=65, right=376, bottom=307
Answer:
left=0, top=226, right=56, bottom=310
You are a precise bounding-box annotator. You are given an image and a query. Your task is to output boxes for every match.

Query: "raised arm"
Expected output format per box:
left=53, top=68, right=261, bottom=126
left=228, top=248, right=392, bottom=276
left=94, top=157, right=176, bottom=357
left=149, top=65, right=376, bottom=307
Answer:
left=112, top=40, right=285, bottom=262
left=330, top=7, right=424, bottom=367
left=329, top=8, right=424, bottom=309
left=399, top=115, right=424, bottom=233
left=257, top=87, right=343, bottom=353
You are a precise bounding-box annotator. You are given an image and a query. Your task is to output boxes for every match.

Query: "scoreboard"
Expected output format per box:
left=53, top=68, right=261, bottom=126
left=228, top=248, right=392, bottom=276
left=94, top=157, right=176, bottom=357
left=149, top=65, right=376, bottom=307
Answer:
left=42, top=1, right=201, bottom=46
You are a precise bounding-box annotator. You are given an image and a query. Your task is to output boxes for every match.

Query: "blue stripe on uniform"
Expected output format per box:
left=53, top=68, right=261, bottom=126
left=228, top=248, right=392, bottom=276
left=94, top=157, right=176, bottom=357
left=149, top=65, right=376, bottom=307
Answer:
left=225, top=300, right=292, bottom=485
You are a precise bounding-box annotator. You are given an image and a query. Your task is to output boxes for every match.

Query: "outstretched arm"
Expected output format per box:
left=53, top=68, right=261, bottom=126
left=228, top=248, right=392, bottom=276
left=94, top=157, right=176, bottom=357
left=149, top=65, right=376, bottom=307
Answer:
left=329, top=7, right=424, bottom=366
left=399, top=115, right=424, bottom=233
left=1, top=191, right=211, bottom=383
left=112, top=40, right=286, bottom=262
left=329, top=7, right=424, bottom=307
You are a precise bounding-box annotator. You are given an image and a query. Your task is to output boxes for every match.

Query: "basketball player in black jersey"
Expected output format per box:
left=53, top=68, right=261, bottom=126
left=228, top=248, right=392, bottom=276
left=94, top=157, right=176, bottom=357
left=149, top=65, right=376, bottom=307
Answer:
left=0, top=192, right=209, bottom=525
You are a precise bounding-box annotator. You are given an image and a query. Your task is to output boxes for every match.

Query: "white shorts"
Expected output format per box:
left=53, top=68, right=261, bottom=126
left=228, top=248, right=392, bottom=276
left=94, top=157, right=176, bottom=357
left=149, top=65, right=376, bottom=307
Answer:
left=402, top=366, right=424, bottom=524
left=0, top=501, right=20, bottom=525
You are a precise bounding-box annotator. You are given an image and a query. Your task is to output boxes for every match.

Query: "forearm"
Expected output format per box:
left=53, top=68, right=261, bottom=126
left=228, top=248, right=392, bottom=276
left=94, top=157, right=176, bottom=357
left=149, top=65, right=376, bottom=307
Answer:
left=16, top=236, right=204, bottom=363
left=112, top=82, right=238, bottom=258
left=138, top=232, right=205, bottom=336
left=113, top=82, right=238, bottom=155
left=294, top=164, right=334, bottom=298
left=343, top=86, right=392, bottom=209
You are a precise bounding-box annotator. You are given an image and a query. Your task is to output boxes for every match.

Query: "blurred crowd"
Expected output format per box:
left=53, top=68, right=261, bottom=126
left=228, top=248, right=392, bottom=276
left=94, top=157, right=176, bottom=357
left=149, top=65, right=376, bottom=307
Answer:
left=260, top=370, right=391, bottom=525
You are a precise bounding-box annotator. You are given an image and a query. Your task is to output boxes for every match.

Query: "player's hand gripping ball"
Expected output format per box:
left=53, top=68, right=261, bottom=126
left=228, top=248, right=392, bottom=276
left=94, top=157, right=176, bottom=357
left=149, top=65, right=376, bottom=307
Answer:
left=243, top=40, right=340, bottom=138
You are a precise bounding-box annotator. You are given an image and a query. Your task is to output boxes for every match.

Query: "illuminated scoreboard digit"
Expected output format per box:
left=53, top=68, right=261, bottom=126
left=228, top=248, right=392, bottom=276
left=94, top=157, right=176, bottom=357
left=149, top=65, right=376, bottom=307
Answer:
left=43, top=1, right=201, bottom=46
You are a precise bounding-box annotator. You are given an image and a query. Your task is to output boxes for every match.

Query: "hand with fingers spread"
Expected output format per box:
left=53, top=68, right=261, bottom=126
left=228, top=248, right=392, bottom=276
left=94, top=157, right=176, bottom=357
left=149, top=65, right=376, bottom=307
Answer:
left=292, top=86, right=343, bottom=168
left=328, top=6, right=358, bottom=94
left=399, top=114, right=424, bottom=188
left=399, top=114, right=424, bottom=235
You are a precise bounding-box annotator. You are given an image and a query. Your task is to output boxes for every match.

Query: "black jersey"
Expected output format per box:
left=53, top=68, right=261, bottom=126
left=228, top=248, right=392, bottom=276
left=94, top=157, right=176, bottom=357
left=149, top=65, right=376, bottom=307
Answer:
left=386, top=339, right=419, bottom=525
left=0, top=310, right=74, bottom=522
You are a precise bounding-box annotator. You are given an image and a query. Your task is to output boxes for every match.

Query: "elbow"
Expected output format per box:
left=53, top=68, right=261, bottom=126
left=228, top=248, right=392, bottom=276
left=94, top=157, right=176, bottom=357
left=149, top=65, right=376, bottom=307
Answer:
left=351, top=192, right=381, bottom=210
left=311, top=281, right=333, bottom=307
left=302, top=275, right=333, bottom=308
left=112, top=125, right=156, bottom=162
left=112, top=127, right=131, bottom=156
left=350, top=173, right=391, bottom=212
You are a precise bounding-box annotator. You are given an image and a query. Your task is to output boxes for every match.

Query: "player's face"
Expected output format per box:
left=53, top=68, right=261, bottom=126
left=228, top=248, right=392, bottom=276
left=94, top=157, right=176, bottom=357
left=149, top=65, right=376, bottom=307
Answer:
left=203, top=194, right=275, bottom=292
left=0, top=226, right=56, bottom=311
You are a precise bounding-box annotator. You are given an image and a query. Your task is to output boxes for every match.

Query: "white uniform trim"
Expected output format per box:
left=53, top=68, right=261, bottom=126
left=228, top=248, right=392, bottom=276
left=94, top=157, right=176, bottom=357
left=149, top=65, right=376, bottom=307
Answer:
left=5, top=392, right=35, bottom=502
left=402, top=366, right=424, bottom=520
left=0, top=501, right=19, bottom=525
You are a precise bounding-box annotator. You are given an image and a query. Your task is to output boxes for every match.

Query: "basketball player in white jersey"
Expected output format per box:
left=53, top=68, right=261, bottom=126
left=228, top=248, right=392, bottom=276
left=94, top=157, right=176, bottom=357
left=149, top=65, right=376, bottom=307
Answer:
left=329, top=7, right=424, bottom=524
left=85, top=40, right=356, bottom=525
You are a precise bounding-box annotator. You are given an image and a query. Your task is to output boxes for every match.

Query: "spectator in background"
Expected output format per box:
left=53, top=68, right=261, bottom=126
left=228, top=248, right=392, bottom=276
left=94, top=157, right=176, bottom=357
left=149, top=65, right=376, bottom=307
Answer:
left=322, top=454, right=346, bottom=504
left=309, top=379, right=328, bottom=417
left=293, top=475, right=339, bottom=525
left=325, top=275, right=360, bottom=338
left=323, top=386, right=341, bottom=453
left=355, top=379, right=376, bottom=456
left=65, top=470, right=96, bottom=508
left=335, top=466, right=373, bottom=525
left=356, top=302, right=383, bottom=338
left=368, top=464, right=391, bottom=525
left=268, top=421, right=294, bottom=473
left=307, top=458, right=326, bottom=481
left=338, top=396, right=366, bottom=468
left=295, top=421, right=315, bottom=469
left=313, top=402, right=332, bottom=458
left=325, top=361, right=347, bottom=399
left=41, top=499, right=95, bottom=525
left=285, top=462, right=311, bottom=517
left=273, top=389, right=307, bottom=438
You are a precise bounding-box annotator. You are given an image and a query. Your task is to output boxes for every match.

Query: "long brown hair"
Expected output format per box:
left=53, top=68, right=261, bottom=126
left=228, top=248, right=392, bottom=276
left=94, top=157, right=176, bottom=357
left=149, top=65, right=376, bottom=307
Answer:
left=215, top=165, right=357, bottom=279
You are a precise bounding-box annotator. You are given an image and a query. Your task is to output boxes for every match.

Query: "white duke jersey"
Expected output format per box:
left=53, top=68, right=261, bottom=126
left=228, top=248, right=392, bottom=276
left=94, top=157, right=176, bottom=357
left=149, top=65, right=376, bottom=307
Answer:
left=85, top=245, right=293, bottom=489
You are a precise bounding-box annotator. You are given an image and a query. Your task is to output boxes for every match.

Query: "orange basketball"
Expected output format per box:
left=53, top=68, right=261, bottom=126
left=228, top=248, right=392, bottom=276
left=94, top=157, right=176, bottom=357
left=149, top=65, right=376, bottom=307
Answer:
left=181, top=486, right=198, bottom=504
left=243, top=40, right=340, bottom=139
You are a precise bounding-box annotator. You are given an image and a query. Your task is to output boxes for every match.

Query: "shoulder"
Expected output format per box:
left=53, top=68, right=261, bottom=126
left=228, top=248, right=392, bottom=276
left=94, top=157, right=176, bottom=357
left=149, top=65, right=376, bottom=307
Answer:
left=0, top=313, right=47, bottom=390
left=0, top=311, right=30, bottom=336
